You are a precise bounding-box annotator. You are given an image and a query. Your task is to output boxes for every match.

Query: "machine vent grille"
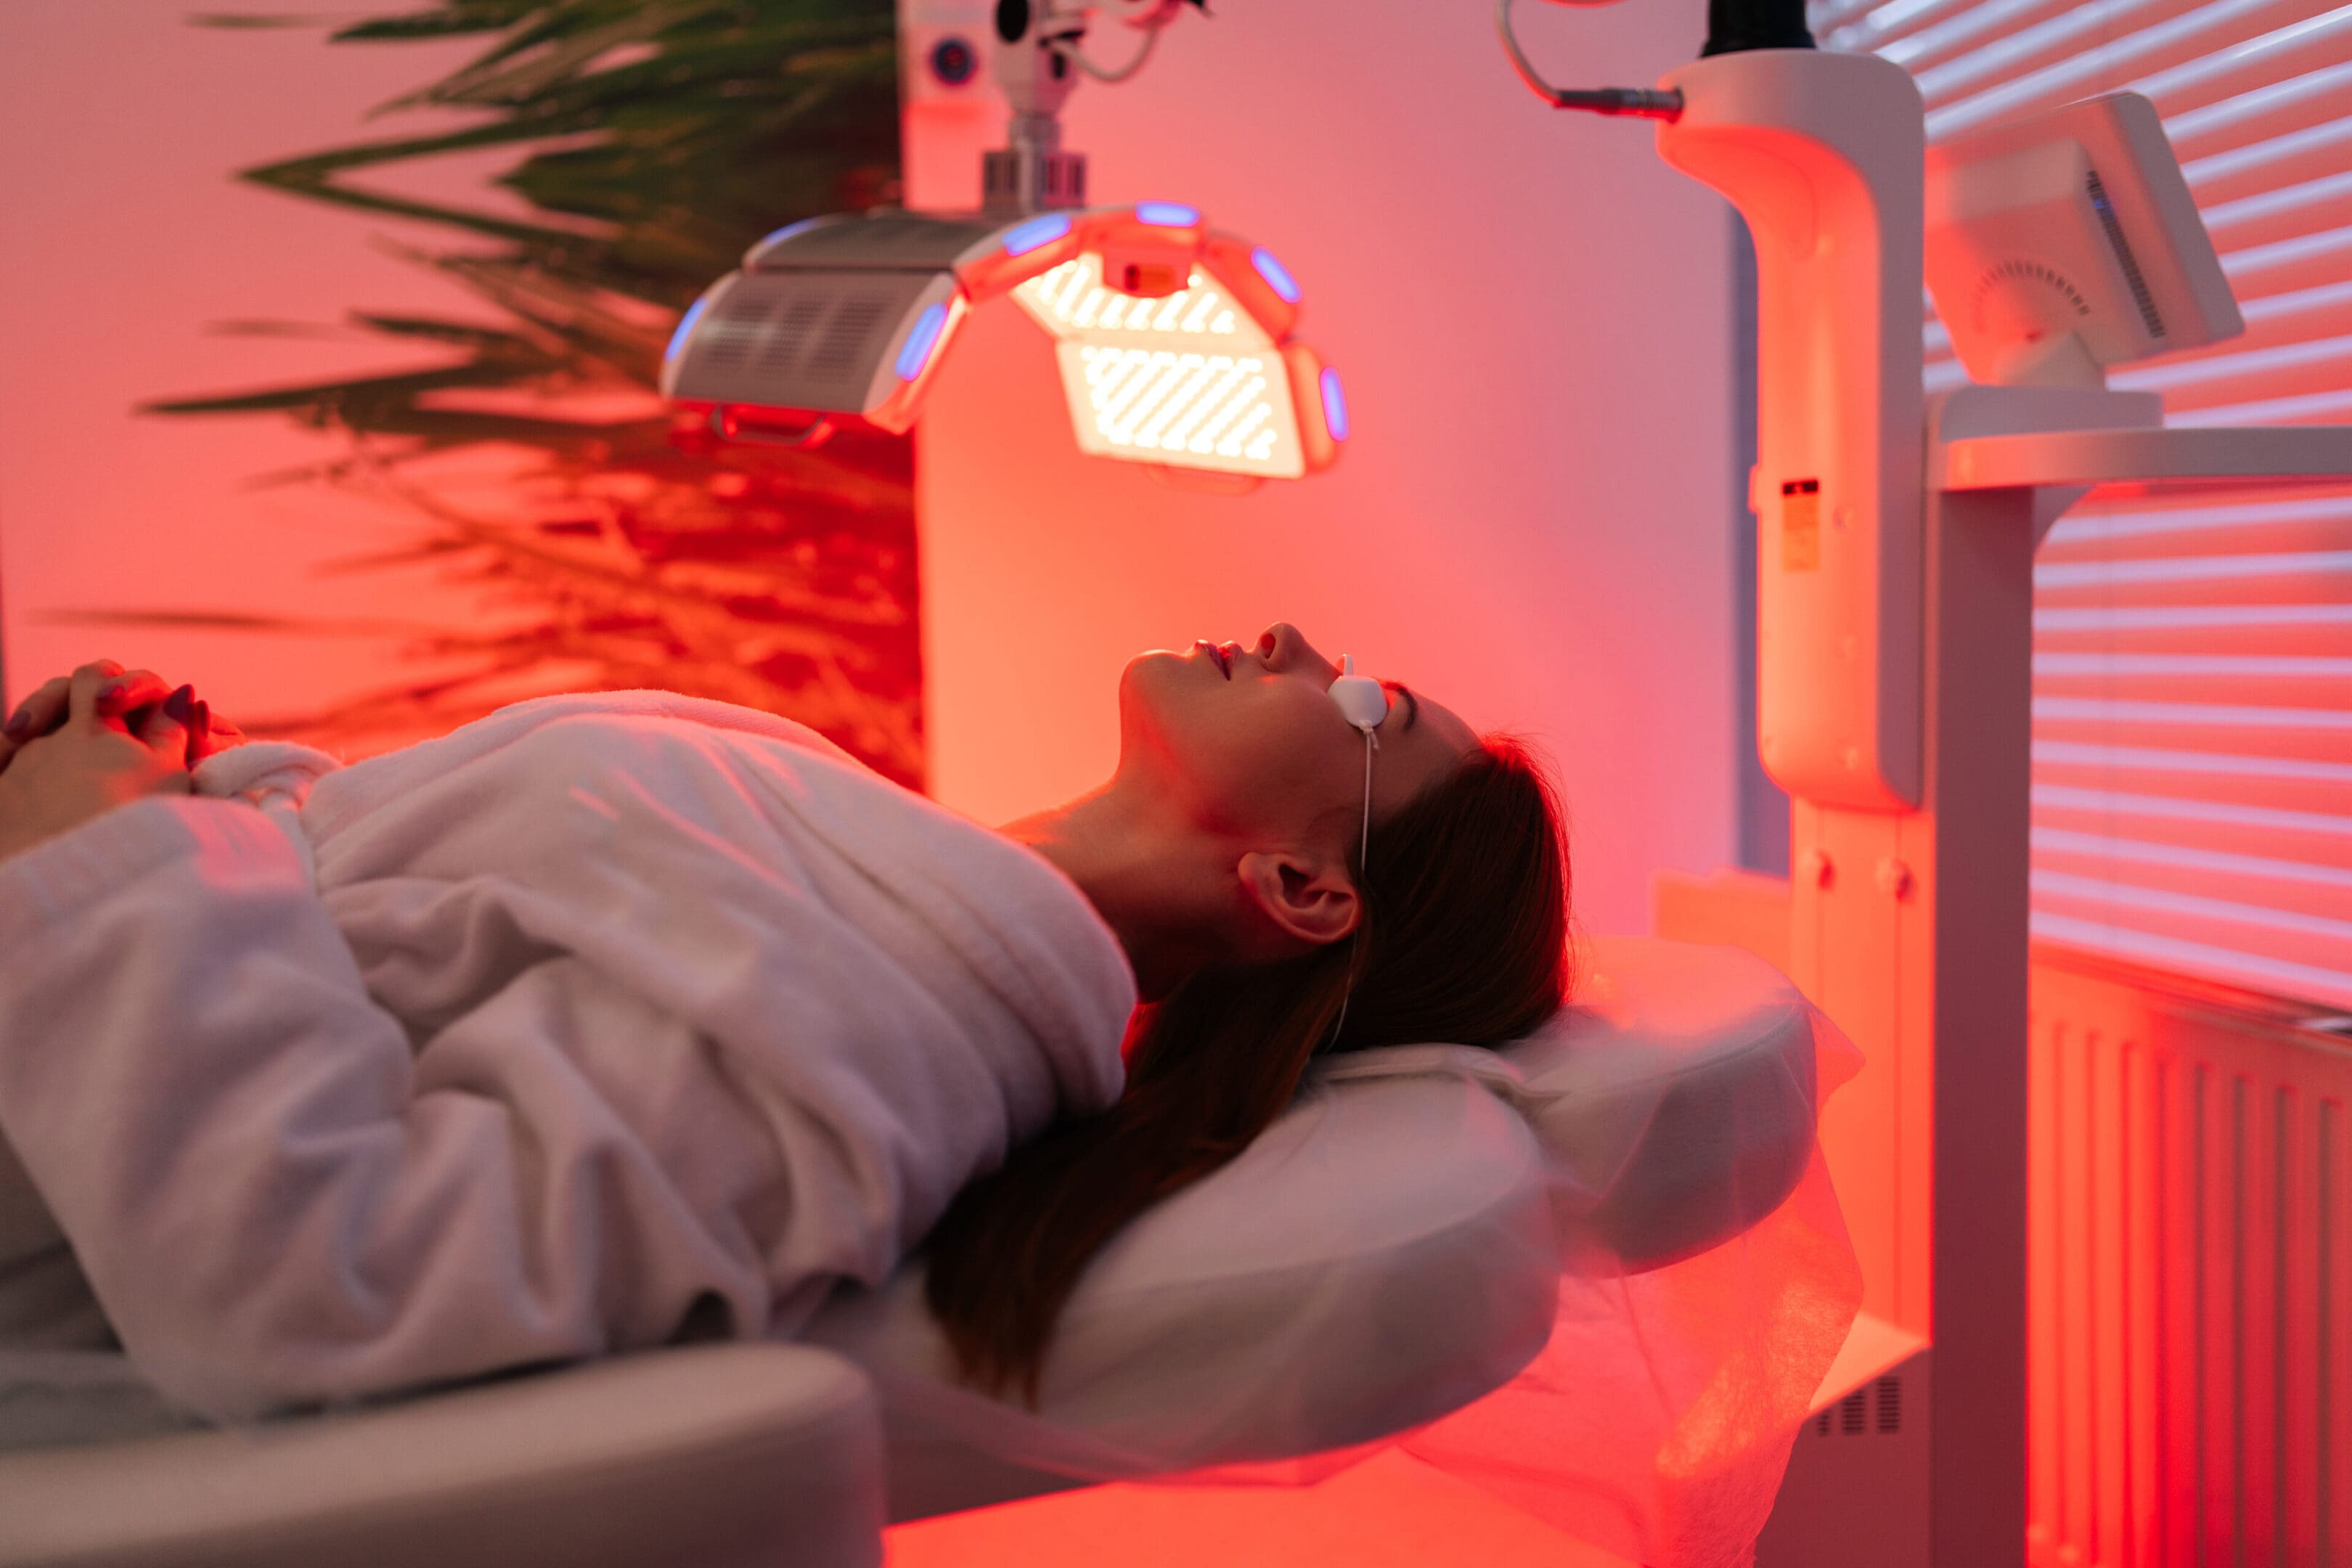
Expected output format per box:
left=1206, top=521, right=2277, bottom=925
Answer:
left=1808, top=1375, right=1906, bottom=1437
left=672, top=269, right=939, bottom=415
left=2084, top=168, right=2165, bottom=339
left=754, top=295, right=828, bottom=375
left=702, top=278, right=788, bottom=369
left=812, top=295, right=892, bottom=376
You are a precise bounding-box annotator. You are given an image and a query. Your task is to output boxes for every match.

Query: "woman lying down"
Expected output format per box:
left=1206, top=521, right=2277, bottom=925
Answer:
left=0, top=624, right=1568, bottom=1420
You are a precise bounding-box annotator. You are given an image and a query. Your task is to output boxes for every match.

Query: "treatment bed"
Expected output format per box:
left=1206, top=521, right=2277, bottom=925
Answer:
left=0, top=935, right=1857, bottom=1568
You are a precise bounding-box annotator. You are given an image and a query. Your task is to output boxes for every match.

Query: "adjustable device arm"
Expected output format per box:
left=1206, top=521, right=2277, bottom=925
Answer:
left=985, top=0, right=1204, bottom=213
left=1497, top=0, right=1824, bottom=119
left=1699, top=0, right=1814, bottom=55
left=1495, top=0, right=1683, bottom=119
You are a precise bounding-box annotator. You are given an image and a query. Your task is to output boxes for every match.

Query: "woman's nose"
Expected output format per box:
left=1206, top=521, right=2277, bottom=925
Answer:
left=1263, top=623, right=1336, bottom=682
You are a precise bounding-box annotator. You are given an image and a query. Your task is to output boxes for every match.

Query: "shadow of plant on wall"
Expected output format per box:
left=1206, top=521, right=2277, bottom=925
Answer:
left=91, top=0, right=923, bottom=785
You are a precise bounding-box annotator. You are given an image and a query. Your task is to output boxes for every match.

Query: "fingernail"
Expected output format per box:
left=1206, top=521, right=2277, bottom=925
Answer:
left=162, top=685, right=195, bottom=724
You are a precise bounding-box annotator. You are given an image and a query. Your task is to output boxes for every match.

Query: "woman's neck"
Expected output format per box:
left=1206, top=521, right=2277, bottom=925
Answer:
left=999, top=783, right=1225, bottom=1002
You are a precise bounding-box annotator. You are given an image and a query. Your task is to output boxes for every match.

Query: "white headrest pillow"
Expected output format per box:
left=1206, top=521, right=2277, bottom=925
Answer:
left=1317, top=936, right=1823, bottom=1269
left=809, top=935, right=1828, bottom=1511
left=805, top=1071, right=1556, bottom=1514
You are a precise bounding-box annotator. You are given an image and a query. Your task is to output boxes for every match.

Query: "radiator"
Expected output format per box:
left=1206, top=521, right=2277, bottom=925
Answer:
left=2029, top=944, right=2352, bottom=1567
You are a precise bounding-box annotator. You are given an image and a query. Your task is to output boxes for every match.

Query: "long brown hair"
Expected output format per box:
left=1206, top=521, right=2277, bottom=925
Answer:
left=923, top=735, right=1573, bottom=1402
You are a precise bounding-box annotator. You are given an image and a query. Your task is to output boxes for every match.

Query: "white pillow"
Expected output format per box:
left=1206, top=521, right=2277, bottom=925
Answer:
left=811, top=934, right=1829, bottom=1521
left=1506, top=935, right=1822, bottom=1268
left=804, top=1073, right=1556, bottom=1519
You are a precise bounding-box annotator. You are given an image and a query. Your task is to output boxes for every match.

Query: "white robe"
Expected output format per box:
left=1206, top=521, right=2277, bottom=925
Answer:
left=0, top=693, right=1135, bottom=1421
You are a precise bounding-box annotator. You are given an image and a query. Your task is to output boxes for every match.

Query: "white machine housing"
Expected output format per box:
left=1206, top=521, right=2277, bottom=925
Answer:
left=1637, top=40, right=2352, bottom=1568
left=1657, top=50, right=1927, bottom=814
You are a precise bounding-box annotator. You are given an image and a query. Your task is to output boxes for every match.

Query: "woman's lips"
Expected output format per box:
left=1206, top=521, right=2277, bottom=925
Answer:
left=1197, top=639, right=1231, bottom=678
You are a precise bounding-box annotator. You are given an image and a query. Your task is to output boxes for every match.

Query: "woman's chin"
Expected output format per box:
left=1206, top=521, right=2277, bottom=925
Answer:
left=1116, top=649, right=1201, bottom=735
left=1122, top=647, right=1193, bottom=689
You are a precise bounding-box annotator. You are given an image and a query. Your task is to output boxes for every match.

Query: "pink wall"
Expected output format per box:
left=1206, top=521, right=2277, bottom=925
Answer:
left=905, top=0, right=1740, bottom=935
left=0, top=6, right=500, bottom=724
left=3, top=2, right=1741, bottom=934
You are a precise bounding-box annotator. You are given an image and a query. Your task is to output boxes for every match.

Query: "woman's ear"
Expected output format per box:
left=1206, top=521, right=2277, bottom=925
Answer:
left=1235, top=850, right=1360, bottom=949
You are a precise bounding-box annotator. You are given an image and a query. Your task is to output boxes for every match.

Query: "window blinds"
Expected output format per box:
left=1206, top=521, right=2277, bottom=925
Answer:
left=1809, top=0, right=2352, bottom=1009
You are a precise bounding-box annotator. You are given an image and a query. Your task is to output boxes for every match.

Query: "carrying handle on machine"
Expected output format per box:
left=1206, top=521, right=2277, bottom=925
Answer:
left=712, top=407, right=836, bottom=451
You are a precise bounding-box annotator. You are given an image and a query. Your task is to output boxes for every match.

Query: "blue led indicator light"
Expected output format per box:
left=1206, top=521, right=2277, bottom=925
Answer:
left=663, top=294, right=710, bottom=369
left=754, top=218, right=825, bottom=254
left=1320, top=367, right=1349, bottom=443
left=1135, top=200, right=1201, bottom=229
left=1249, top=247, right=1302, bottom=304
left=895, top=301, right=950, bottom=381
left=1001, top=212, right=1073, bottom=257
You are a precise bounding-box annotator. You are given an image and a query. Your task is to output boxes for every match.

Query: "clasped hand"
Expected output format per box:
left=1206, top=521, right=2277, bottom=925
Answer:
left=0, top=661, right=247, bottom=864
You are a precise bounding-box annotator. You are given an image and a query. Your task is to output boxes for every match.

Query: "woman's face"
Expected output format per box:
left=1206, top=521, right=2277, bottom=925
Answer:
left=1119, top=622, right=1480, bottom=851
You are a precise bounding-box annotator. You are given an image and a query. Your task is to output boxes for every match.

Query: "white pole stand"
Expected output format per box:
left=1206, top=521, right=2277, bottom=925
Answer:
left=1762, top=388, right=2352, bottom=1568
left=1652, top=46, right=2020, bottom=1563
left=1656, top=31, right=2352, bottom=1558
left=1649, top=60, right=2352, bottom=1544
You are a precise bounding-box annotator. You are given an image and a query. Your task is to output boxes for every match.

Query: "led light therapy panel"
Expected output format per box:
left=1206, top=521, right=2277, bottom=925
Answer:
left=662, top=204, right=1344, bottom=483
left=1013, top=251, right=1304, bottom=478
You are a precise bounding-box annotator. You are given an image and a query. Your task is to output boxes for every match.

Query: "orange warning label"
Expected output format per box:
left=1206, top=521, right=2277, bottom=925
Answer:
left=1781, top=478, right=1821, bottom=572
